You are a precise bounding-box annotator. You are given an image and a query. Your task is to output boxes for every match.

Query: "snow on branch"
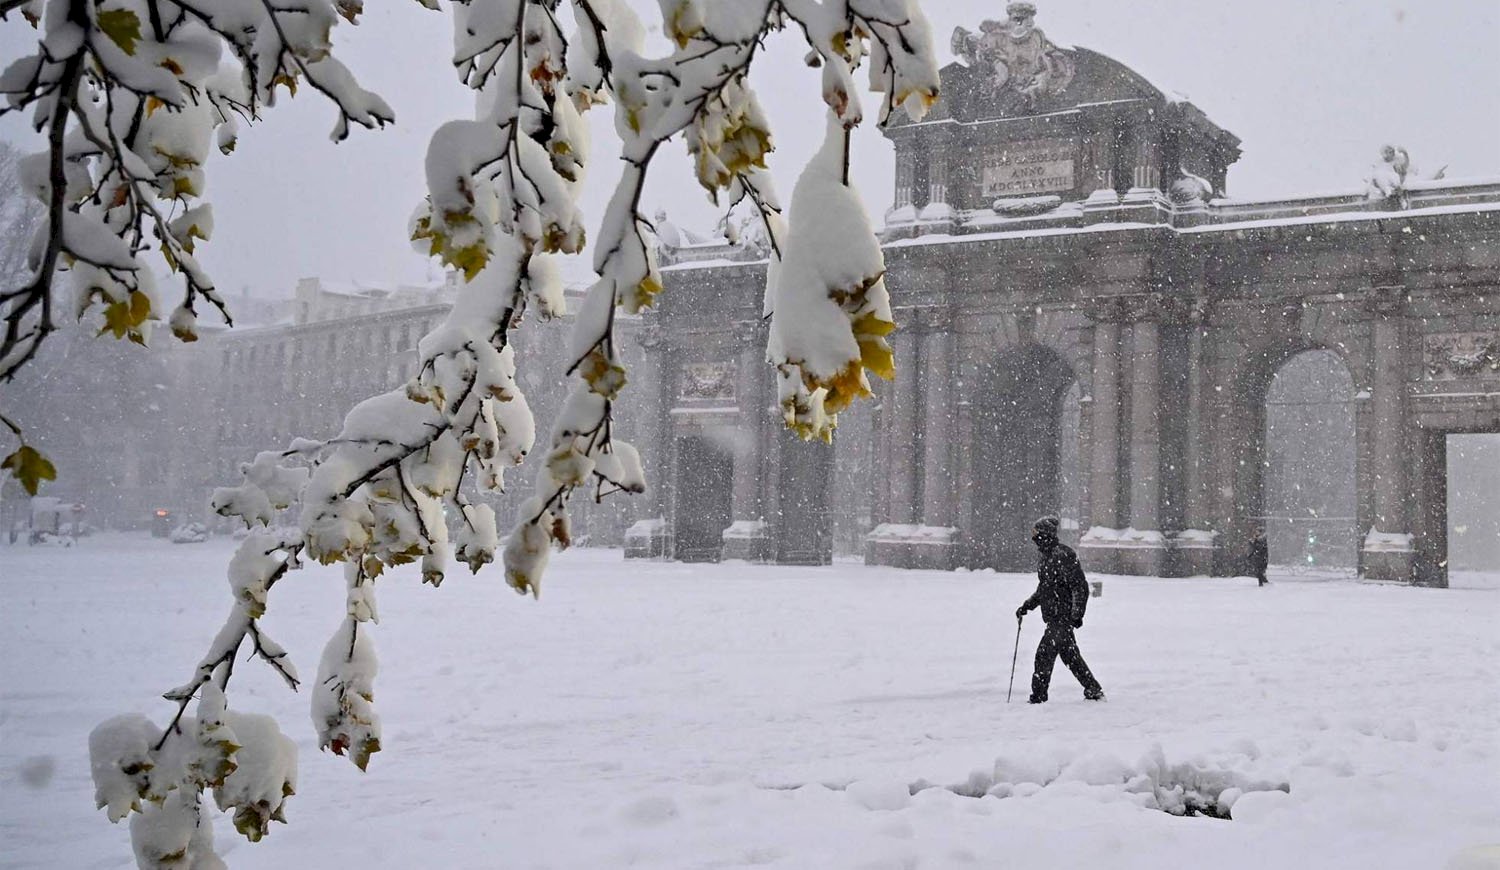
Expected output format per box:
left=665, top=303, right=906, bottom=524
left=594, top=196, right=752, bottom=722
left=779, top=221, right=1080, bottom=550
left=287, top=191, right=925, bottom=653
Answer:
left=0, top=0, right=393, bottom=382
left=83, top=1, right=937, bottom=864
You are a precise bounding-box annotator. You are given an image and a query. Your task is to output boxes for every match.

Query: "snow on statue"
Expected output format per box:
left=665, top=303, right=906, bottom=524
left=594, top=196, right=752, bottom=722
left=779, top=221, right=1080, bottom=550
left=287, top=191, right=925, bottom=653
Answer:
left=3, top=1, right=939, bottom=865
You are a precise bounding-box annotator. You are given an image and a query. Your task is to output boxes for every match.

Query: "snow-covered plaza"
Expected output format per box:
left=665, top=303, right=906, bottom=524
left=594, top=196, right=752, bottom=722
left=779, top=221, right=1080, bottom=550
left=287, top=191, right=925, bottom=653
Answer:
left=2, top=536, right=1496, bottom=869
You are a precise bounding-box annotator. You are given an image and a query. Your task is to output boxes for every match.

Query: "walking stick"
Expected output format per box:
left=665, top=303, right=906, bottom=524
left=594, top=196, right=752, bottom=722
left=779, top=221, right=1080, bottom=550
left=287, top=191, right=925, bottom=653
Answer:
left=1007, top=613, right=1023, bottom=703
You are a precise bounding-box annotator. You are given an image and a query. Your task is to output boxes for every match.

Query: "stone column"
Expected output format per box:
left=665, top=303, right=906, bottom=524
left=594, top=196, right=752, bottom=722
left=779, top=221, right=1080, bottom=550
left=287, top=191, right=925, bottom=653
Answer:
left=1178, top=301, right=1216, bottom=574
left=1086, top=315, right=1122, bottom=531
left=1079, top=305, right=1123, bottom=574
left=623, top=330, right=672, bottom=559
left=1130, top=130, right=1162, bottom=191
left=1182, top=311, right=1208, bottom=527
left=919, top=318, right=955, bottom=528
left=1370, top=318, right=1406, bottom=530
left=1082, top=120, right=1116, bottom=196
left=635, top=331, right=670, bottom=518
left=887, top=329, right=921, bottom=525
left=1127, top=311, right=1166, bottom=575
left=1129, top=317, right=1162, bottom=528
left=865, top=325, right=922, bottom=568
left=928, top=152, right=949, bottom=208
left=1364, top=301, right=1413, bottom=581
left=731, top=334, right=765, bottom=520
left=894, top=153, right=915, bottom=210
left=868, top=380, right=892, bottom=525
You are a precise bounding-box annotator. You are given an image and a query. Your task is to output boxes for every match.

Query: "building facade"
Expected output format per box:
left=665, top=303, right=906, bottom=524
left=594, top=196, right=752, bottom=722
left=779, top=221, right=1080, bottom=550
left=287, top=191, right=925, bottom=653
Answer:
left=635, top=8, right=1500, bottom=586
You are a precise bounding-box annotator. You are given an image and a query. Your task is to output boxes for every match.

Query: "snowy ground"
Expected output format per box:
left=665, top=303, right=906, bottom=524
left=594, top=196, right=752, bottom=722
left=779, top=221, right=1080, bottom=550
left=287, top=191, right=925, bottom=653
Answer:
left=2, top=536, right=1498, bottom=869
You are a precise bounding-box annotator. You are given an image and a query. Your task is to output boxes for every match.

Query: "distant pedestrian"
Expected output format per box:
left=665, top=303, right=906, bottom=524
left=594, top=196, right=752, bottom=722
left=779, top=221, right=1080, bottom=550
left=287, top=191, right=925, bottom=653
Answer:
left=1015, top=516, right=1104, bottom=703
left=1249, top=530, right=1269, bottom=587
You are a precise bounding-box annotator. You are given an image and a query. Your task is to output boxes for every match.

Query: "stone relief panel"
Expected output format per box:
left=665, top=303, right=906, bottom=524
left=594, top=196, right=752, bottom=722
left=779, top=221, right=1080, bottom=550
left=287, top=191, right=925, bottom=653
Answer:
left=679, top=361, right=737, bottom=401
left=1424, top=332, right=1500, bottom=381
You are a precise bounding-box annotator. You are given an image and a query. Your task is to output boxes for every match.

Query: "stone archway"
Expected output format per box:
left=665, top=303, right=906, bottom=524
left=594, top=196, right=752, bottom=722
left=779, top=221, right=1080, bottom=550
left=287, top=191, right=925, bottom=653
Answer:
left=1261, top=350, right=1359, bottom=575
left=1221, top=346, right=1360, bottom=575
left=969, top=344, right=1078, bottom=571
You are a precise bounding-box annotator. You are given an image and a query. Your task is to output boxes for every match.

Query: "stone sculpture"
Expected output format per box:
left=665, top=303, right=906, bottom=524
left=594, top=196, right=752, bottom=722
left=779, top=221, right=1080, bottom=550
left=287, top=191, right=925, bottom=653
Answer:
left=952, top=3, right=1075, bottom=99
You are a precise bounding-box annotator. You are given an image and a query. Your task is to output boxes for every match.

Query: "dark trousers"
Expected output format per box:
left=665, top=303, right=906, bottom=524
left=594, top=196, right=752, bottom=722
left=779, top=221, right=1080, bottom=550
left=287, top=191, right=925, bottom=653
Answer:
left=1031, top=623, right=1102, bottom=701
left=1255, top=570, right=1268, bottom=587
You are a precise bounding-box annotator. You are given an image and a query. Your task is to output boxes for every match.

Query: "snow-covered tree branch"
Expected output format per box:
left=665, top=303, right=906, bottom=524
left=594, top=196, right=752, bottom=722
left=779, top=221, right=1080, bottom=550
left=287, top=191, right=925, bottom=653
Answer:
left=65, top=1, right=938, bottom=865
left=0, top=0, right=393, bottom=383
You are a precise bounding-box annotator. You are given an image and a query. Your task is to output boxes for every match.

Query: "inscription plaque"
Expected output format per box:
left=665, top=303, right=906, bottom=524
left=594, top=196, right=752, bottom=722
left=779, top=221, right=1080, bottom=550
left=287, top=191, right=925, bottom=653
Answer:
left=982, top=139, right=1076, bottom=196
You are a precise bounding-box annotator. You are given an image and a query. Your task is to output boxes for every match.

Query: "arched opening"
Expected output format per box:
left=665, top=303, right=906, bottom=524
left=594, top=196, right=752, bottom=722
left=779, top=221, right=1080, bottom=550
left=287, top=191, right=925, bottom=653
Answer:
left=673, top=434, right=733, bottom=562
left=970, top=345, right=1078, bottom=571
left=1444, top=434, right=1500, bottom=587
left=1261, top=350, right=1358, bottom=575
left=1412, top=431, right=1500, bottom=588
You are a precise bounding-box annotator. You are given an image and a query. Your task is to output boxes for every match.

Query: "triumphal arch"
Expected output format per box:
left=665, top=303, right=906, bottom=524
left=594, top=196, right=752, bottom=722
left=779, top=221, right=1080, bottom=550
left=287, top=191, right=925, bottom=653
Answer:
left=633, top=5, right=1500, bottom=586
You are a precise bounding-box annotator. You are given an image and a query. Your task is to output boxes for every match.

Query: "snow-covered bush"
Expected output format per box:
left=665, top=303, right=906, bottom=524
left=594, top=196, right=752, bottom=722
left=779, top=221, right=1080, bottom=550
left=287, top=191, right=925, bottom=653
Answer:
left=7, top=1, right=940, bottom=864
left=170, top=522, right=208, bottom=544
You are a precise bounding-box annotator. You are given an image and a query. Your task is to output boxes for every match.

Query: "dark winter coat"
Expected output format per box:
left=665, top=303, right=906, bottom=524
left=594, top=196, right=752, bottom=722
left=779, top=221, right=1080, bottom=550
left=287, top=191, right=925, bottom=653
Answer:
left=1249, top=537, right=1269, bottom=574
left=1020, top=540, right=1090, bottom=627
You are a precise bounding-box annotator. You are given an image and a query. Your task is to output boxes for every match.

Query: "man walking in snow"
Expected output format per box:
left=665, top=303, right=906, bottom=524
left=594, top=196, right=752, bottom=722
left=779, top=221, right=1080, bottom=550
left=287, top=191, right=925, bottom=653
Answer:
left=1015, top=516, right=1104, bottom=703
left=1249, top=530, right=1269, bottom=587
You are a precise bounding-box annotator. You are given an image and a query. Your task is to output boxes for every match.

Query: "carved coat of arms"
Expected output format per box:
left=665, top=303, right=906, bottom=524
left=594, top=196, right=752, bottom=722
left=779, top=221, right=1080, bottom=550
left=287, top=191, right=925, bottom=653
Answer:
left=680, top=362, right=736, bottom=401
left=1425, top=332, right=1499, bottom=380
left=952, top=3, right=1075, bottom=100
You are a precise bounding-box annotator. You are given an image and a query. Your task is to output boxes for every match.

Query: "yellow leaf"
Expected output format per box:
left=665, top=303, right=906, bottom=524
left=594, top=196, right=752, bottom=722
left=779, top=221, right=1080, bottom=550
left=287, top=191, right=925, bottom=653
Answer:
left=449, top=243, right=488, bottom=282
left=506, top=568, right=537, bottom=598
left=831, top=30, right=848, bottom=58
left=2, top=445, right=57, bottom=496
left=233, top=806, right=266, bottom=842
left=171, top=175, right=197, bottom=198
left=97, top=8, right=142, bottom=56
left=851, top=311, right=896, bottom=338
left=128, top=289, right=151, bottom=325
left=353, top=736, right=380, bottom=772
left=178, top=223, right=204, bottom=254
left=822, top=361, right=872, bottom=416
left=144, top=96, right=164, bottom=117
left=99, top=298, right=133, bottom=339
left=620, top=273, right=663, bottom=313
left=158, top=58, right=183, bottom=75
left=857, top=338, right=896, bottom=380
left=578, top=349, right=627, bottom=400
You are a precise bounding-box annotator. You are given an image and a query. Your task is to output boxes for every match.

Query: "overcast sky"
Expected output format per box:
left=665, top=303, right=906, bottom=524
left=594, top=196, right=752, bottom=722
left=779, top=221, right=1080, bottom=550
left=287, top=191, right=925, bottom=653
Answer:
left=3, top=1, right=1498, bottom=300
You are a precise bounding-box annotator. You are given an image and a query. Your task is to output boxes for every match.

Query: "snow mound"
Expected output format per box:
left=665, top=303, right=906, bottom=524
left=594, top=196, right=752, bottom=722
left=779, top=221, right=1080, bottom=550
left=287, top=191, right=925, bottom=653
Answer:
left=943, top=743, right=1289, bottom=820
left=846, top=779, right=912, bottom=812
